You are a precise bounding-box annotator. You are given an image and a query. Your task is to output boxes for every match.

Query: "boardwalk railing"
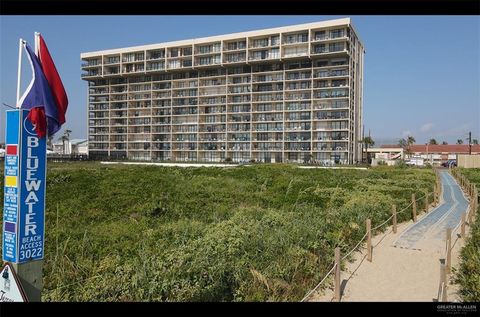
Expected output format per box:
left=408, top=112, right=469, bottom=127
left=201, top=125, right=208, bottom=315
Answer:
left=300, top=169, right=442, bottom=302
left=300, top=167, right=476, bottom=303
left=437, top=167, right=478, bottom=302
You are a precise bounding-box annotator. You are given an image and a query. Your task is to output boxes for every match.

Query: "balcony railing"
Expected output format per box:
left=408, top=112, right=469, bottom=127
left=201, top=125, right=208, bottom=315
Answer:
left=82, top=73, right=100, bottom=77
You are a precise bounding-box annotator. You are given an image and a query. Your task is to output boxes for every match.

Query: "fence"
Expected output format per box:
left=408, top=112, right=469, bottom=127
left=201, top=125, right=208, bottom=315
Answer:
left=300, top=168, right=441, bottom=302
left=300, top=167, right=477, bottom=302
left=439, top=167, right=479, bottom=301
left=457, top=154, right=480, bottom=169
left=47, top=154, right=91, bottom=162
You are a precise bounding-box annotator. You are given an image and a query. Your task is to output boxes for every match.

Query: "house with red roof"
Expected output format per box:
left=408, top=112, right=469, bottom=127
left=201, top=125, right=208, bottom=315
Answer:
left=381, top=144, right=480, bottom=166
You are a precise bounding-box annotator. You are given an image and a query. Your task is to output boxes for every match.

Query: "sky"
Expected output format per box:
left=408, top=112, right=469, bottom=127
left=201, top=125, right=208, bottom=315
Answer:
left=0, top=15, right=479, bottom=145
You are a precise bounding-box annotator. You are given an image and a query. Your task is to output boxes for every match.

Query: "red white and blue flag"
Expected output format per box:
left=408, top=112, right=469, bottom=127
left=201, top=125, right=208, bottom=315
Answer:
left=18, top=35, right=68, bottom=138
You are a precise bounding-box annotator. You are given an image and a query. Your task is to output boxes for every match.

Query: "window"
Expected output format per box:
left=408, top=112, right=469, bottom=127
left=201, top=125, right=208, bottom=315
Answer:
left=199, top=57, right=211, bottom=65
left=170, top=48, right=179, bottom=57
left=313, top=44, right=327, bottom=54
left=316, top=60, right=329, bottom=67
left=226, top=40, right=246, bottom=51
left=270, top=35, right=280, bottom=46
left=251, top=50, right=268, bottom=60
left=123, top=53, right=134, bottom=62
left=315, top=71, right=328, bottom=78
left=253, top=38, right=269, bottom=48
left=285, top=33, right=308, bottom=44
left=168, top=60, right=180, bottom=69
left=227, top=42, right=238, bottom=51
left=331, top=59, right=348, bottom=66
left=270, top=48, right=280, bottom=59
left=330, top=29, right=345, bottom=39
left=329, top=42, right=345, bottom=52
left=314, top=31, right=326, bottom=41
left=106, top=56, right=119, bottom=64
left=283, top=46, right=308, bottom=57
left=149, top=50, right=165, bottom=59
left=226, top=52, right=246, bottom=63
left=330, top=69, right=348, bottom=77
left=182, top=47, right=192, bottom=56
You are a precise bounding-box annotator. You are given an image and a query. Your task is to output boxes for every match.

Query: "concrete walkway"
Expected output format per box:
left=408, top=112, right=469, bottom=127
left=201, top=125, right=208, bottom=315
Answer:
left=311, top=170, right=470, bottom=302
left=393, top=170, right=469, bottom=252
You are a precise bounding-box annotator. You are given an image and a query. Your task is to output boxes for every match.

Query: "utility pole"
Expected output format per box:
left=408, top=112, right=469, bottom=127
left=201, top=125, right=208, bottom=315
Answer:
left=469, top=131, right=472, bottom=155
left=362, top=124, right=365, bottom=163
left=365, top=129, right=370, bottom=164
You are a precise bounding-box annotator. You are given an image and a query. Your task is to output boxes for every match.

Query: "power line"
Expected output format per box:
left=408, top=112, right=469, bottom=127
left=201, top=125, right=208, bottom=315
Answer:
left=2, top=102, right=16, bottom=109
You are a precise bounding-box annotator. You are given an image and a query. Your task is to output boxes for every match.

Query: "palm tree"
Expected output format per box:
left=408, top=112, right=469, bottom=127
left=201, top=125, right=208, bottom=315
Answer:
left=400, top=135, right=416, bottom=157
left=442, top=141, right=448, bottom=145
left=407, top=136, right=416, bottom=146
left=429, top=138, right=437, bottom=145
left=362, top=136, right=375, bottom=163
left=61, top=129, right=72, bottom=154
left=473, top=139, right=479, bottom=145
left=363, top=136, right=375, bottom=148
left=457, top=139, right=464, bottom=145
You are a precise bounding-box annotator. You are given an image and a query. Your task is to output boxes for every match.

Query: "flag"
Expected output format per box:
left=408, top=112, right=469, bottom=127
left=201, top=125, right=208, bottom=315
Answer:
left=18, top=40, right=67, bottom=138
left=38, top=34, right=68, bottom=125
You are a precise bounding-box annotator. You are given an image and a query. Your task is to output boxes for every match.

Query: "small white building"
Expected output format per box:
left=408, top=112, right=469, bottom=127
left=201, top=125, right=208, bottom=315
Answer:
left=71, top=139, right=88, bottom=155
left=52, top=139, right=88, bottom=155
left=366, top=146, right=404, bottom=166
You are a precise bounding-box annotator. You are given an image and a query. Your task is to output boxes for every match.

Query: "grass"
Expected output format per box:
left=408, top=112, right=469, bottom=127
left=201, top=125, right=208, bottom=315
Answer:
left=0, top=162, right=435, bottom=301
left=454, top=168, right=480, bottom=302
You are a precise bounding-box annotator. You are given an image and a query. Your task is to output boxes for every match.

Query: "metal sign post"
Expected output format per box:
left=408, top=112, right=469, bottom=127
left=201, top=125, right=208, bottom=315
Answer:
left=3, top=109, right=46, bottom=301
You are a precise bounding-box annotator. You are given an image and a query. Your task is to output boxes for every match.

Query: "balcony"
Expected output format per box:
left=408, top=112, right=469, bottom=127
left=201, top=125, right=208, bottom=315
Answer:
left=282, top=34, right=309, bottom=45
left=104, top=71, right=120, bottom=76
left=224, top=41, right=247, bottom=52
left=311, top=46, right=348, bottom=56
left=104, top=59, right=120, bottom=65
left=82, top=72, right=100, bottom=78
left=312, top=30, right=347, bottom=42
left=81, top=61, right=101, bottom=67
left=146, top=66, right=165, bottom=72
left=314, top=70, right=349, bottom=78
left=314, top=92, right=348, bottom=99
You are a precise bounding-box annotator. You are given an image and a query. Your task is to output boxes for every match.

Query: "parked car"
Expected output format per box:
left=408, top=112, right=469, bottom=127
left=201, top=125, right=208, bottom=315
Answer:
left=441, top=160, right=457, bottom=167
left=406, top=157, right=424, bottom=166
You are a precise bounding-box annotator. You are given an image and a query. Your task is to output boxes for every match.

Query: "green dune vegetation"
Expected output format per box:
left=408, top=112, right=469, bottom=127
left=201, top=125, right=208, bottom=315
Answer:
left=455, top=168, right=480, bottom=302
left=0, top=162, right=435, bottom=301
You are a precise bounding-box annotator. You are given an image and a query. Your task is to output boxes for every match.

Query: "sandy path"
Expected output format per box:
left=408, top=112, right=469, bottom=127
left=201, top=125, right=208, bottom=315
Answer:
left=309, top=171, right=470, bottom=302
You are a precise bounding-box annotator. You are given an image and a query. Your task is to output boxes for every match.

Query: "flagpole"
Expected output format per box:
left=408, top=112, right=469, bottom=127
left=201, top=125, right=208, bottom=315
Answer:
left=34, top=32, right=40, bottom=56
left=16, top=38, right=24, bottom=108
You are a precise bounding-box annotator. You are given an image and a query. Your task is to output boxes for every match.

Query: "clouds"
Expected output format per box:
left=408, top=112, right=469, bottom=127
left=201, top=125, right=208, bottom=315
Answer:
left=437, top=122, right=473, bottom=137
left=420, top=122, right=434, bottom=133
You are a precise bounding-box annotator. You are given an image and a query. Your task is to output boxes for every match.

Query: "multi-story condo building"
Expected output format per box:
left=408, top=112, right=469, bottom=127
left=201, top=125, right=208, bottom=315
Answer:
left=81, top=17, right=364, bottom=164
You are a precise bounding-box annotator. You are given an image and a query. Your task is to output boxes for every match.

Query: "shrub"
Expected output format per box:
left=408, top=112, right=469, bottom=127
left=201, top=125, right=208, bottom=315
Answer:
left=454, top=168, right=480, bottom=301
left=0, top=162, right=435, bottom=301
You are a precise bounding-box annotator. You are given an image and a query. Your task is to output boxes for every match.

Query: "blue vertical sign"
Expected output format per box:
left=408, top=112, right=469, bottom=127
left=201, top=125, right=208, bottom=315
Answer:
left=2, top=109, right=46, bottom=263
left=3, top=111, right=20, bottom=263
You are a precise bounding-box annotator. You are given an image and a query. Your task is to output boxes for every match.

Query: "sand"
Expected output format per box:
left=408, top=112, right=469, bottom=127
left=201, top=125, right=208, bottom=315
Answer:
left=308, top=209, right=468, bottom=302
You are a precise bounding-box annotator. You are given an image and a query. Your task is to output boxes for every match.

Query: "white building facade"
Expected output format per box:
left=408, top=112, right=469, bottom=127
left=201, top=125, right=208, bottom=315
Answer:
left=81, top=18, right=365, bottom=164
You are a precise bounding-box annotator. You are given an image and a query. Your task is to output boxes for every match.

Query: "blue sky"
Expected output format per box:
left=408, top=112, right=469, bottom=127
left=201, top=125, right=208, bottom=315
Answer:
left=1, top=15, right=479, bottom=145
